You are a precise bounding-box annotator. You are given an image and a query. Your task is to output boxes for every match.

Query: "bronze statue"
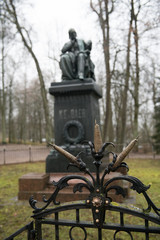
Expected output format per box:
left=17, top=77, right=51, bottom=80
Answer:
left=60, top=29, right=95, bottom=81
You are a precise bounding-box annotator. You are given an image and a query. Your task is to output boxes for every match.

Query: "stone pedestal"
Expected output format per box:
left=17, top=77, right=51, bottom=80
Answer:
left=18, top=173, right=49, bottom=200
left=46, top=79, right=102, bottom=173
left=18, top=172, right=130, bottom=203
left=50, top=79, right=102, bottom=145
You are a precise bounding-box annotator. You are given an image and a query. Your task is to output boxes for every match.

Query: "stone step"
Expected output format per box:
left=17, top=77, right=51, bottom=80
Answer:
left=18, top=171, right=130, bottom=203
left=19, top=188, right=125, bottom=204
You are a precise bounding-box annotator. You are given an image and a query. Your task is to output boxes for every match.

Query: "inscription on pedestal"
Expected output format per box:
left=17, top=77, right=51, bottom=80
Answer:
left=59, top=108, right=86, bottom=120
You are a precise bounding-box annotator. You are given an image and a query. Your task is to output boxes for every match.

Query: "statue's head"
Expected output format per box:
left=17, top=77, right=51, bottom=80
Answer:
left=68, top=28, right=77, bottom=40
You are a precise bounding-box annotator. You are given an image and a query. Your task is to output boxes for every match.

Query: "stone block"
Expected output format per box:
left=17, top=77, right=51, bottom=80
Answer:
left=18, top=171, right=130, bottom=204
left=19, top=173, right=49, bottom=191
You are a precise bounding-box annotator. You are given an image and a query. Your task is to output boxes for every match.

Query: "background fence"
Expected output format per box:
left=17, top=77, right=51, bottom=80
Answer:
left=0, top=145, right=50, bottom=165
left=0, top=143, right=160, bottom=165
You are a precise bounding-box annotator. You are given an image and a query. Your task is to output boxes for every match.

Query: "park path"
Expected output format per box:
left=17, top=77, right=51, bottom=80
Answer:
left=0, top=144, right=160, bottom=165
left=0, top=144, right=50, bottom=165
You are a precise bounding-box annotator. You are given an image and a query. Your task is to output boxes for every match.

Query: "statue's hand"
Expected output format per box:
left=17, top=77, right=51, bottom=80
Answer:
left=85, top=49, right=90, bottom=55
left=86, top=40, right=92, bottom=50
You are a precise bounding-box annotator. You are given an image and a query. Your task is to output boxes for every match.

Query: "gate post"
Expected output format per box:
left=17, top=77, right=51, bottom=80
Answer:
left=3, top=147, right=6, bottom=164
left=29, top=146, right=32, bottom=162
left=35, top=219, right=42, bottom=240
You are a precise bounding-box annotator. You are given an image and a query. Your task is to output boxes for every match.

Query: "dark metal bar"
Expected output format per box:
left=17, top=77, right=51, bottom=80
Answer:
left=107, top=205, right=160, bottom=225
left=145, top=219, right=149, bottom=228
left=3, top=147, right=6, bottom=164
left=96, top=164, right=100, bottom=185
left=120, top=212, right=124, bottom=226
left=76, top=209, right=80, bottom=222
left=33, top=203, right=160, bottom=226
left=145, top=219, right=149, bottom=240
left=27, top=221, right=34, bottom=240
left=145, top=232, right=149, bottom=240
left=98, top=228, right=102, bottom=240
left=4, top=222, right=34, bottom=240
left=55, top=212, right=59, bottom=240
left=29, top=146, right=32, bottom=162
left=41, top=218, right=160, bottom=234
left=35, top=219, right=42, bottom=240
left=32, top=202, right=87, bottom=219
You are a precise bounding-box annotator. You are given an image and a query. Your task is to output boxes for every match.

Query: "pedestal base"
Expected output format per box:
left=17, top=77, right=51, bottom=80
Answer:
left=46, top=144, right=102, bottom=173
left=18, top=172, right=130, bottom=203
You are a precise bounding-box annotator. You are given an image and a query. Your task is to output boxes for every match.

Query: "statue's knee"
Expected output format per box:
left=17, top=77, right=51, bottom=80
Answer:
left=60, top=54, right=69, bottom=62
left=78, top=53, right=84, bottom=58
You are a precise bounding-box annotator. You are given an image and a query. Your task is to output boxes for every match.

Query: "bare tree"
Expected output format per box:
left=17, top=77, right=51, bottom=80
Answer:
left=119, top=0, right=134, bottom=147
left=0, top=7, right=7, bottom=143
left=131, top=0, right=141, bottom=138
left=13, top=78, right=46, bottom=143
left=90, top=0, right=114, bottom=141
left=3, top=0, right=52, bottom=141
left=7, top=58, right=18, bottom=143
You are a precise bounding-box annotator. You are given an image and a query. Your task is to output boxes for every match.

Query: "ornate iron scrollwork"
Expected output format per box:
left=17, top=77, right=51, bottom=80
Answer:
left=114, top=230, right=133, bottom=240
left=29, top=124, right=160, bottom=228
left=69, top=226, right=87, bottom=240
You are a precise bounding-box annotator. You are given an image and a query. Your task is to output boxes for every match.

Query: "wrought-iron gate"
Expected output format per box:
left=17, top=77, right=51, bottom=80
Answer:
left=4, top=136, right=160, bottom=240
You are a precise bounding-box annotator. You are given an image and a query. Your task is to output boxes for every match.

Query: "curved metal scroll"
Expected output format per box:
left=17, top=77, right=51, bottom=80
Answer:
left=29, top=138, right=160, bottom=224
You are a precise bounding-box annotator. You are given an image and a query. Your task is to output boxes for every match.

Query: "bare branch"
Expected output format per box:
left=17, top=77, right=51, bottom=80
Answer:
left=111, top=49, right=121, bottom=78
left=90, top=0, right=100, bottom=18
left=48, top=55, right=59, bottom=63
left=21, top=26, right=32, bottom=48
left=108, top=0, right=114, bottom=14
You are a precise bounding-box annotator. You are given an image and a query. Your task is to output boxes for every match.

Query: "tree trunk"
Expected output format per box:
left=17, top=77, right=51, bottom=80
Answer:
left=7, top=0, right=52, bottom=142
left=1, top=19, right=6, bottom=143
left=8, top=76, right=14, bottom=143
left=132, top=2, right=140, bottom=138
left=90, top=0, right=113, bottom=141
left=120, top=10, right=133, bottom=148
left=103, top=0, right=113, bottom=141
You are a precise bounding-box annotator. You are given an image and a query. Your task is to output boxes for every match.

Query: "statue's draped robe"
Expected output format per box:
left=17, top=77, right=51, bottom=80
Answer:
left=60, top=39, right=95, bottom=80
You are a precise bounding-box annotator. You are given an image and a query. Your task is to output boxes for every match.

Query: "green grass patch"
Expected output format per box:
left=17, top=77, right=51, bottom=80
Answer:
left=0, top=158, right=160, bottom=239
left=0, top=162, right=45, bottom=239
left=128, top=158, right=160, bottom=207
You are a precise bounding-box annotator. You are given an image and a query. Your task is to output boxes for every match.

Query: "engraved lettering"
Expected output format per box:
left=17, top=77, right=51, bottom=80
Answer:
left=59, top=110, right=63, bottom=119
left=63, top=109, right=67, bottom=119
left=70, top=109, right=74, bottom=118
left=59, top=108, right=86, bottom=119
left=82, top=109, right=86, bottom=118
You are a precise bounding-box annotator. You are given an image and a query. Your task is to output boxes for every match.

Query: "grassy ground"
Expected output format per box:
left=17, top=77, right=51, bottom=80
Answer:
left=0, top=158, right=160, bottom=239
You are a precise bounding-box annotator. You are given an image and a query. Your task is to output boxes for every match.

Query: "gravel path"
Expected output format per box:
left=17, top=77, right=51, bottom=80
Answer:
left=0, top=144, right=160, bottom=165
left=0, top=144, right=50, bottom=165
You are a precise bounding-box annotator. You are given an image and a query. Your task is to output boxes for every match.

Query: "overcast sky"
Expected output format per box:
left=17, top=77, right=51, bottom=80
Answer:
left=25, top=1, right=98, bottom=50
left=29, top=0, right=96, bottom=38
left=21, top=0, right=100, bottom=81
left=15, top=0, right=160, bottom=85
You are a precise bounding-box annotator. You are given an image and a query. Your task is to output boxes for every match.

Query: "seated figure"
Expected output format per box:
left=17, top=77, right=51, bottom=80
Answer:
left=60, top=28, right=95, bottom=81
